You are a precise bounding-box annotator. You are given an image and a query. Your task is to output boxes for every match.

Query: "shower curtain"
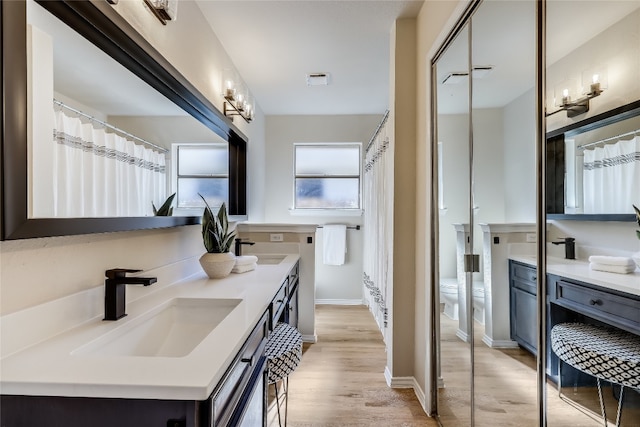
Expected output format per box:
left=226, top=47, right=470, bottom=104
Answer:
left=363, top=112, right=393, bottom=341
left=52, top=108, right=166, bottom=217
left=583, top=136, right=640, bottom=214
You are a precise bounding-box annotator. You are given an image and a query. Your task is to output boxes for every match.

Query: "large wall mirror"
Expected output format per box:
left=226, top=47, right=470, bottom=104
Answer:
left=1, top=0, right=247, bottom=240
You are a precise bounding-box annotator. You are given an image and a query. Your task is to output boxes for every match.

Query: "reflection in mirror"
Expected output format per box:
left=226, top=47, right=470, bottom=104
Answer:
left=546, top=0, right=640, bottom=219
left=564, top=112, right=640, bottom=215
left=27, top=0, right=228, bottom=219
left=435, top=22, right=472, bottom=426
left=470, top=1, right=538, bottom=425
left=546, top=1, right=640, bottom=426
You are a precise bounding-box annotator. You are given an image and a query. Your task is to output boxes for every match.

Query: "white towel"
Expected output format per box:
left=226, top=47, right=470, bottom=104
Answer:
left=588, top=255, right=635, bottom=267
left=232, top=263, right=256, bottom=274
left=589, top=262, right=636, bottom=274
left=235, top=255, right=258, bottom=267
left=323, top=224, right=347, bottom=266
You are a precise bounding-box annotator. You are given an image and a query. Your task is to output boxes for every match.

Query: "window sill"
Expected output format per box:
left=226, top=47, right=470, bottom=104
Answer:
left=288, top=209, right=363, bottom=217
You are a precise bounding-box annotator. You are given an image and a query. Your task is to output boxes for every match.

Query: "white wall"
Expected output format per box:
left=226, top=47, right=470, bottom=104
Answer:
left=437, top=109, right=505, bottom=279
left=546, top=8, right=640, bottom=131
left=264, top=115, right=381, bottom=302
left=503, top=88, right=536, bottom=222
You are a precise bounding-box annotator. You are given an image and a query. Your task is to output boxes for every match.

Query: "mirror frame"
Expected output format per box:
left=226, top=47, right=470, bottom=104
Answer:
left=1, top=0, right=247, bottom=240
left=546, top=99, right=640, bottom=222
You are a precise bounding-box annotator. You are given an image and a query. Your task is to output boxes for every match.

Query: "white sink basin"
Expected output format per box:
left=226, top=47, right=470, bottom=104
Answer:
left=255, top=254, right=286, bottom=265
left=73, top=298, right=242, bottom=358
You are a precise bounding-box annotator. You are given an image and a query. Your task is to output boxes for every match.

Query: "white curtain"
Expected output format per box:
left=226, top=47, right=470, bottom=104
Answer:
left=363, top=113, right=393, bottom=341
left=52, top=109, right=166, bottom=217
left=583, top=136, right=640, bottom=214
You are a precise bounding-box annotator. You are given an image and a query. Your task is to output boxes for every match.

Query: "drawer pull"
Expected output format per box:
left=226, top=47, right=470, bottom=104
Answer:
left=531, top=276, right=536, bottom=282
left=241, top=356, right=255, bottom=366
left=276, top=299, right=284, bottom=303
left=589, top=299, right=603, bottom=306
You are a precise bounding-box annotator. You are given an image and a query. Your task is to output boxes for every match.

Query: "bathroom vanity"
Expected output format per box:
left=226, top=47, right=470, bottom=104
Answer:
left=508, top=255, right=640, bottom=383
left=0, top=256, right=301, bottom=427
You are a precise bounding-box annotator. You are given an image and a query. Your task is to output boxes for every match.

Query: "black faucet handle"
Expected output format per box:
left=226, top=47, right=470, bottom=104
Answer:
left=105, top=268, right=142, bottom=279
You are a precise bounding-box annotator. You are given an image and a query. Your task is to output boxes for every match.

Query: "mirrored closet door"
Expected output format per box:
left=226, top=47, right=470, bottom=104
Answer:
left=545, top=1, right=640, bottom=426
left=434, top=21, right=473, bottom=425
left=433, top=0, right=539, bottom=425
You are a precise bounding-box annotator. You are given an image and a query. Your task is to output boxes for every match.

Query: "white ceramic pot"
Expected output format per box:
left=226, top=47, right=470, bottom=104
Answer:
left=199, top=252, right=236, bottom=279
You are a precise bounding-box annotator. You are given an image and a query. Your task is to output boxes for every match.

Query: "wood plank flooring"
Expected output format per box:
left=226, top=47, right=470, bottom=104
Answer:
left=269, top=306, right=639, bottom=426
left=269, top=305, right=437, bottom=427
left=438, top=314, right=640, bottom=426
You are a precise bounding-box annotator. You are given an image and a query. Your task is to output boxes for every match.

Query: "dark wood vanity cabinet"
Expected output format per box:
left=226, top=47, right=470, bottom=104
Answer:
left=1, top=313, right=269, bottom=427
left=509, top=260, right=538, bottom=355
left=286, top=261, right=300, bottom=328
left=270, top=261, right=300, bottom=330
left=207, top=311, right=268, bottom=427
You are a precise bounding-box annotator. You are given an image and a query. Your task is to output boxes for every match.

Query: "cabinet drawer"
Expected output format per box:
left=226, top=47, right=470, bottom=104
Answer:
left=511, top=261, right=537, bottom=284
left=210, top=311, right=268, bottom=426
left=510, top=261, right=537, bottom=295
left=270, top=280, right=288, bottom=330
left=550, top=277, right=640, bottom=334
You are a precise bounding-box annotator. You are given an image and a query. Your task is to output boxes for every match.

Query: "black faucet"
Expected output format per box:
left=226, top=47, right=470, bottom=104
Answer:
left=552, top=237, right=576, bottom=260
left=235, top=238, right=255, bottom=256
left=104, top=268, right=157, bottom=320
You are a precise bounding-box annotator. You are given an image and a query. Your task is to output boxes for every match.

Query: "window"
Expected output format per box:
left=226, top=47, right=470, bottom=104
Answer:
left=174, top=143, right=229, bottom=209
left=294, top=144, right=361, bottom=209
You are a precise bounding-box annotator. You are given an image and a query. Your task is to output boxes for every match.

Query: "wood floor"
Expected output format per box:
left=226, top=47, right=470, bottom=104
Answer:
left=268, top=305, right=437, bottom=427
left=438, top=314, right=640, bottom=427
left=269, top=306, right=639, bottom=427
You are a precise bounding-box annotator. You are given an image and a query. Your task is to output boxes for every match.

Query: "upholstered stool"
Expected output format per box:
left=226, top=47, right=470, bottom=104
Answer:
left=266, top=322, right=302, bottom=427
left=551, top=323, right=640, bottom=427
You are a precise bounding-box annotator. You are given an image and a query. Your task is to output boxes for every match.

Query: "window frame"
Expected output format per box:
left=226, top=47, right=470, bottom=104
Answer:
left=292, top=142, right=363, bottom=211
left=171, top=142, right=232, bottom=213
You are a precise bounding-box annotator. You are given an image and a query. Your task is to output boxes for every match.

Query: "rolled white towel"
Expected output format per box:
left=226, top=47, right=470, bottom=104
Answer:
left=235, top=255, right=258, bottom=267
left=589, top=262, right=636, bottom=275
left=232, top=263, right=256, bottom=274
left=588, top=255, right=635, bottom=267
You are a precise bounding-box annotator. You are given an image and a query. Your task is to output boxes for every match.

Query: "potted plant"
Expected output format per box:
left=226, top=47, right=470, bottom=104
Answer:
left=152, top=193, right=176, bottom=216
left=198, top=194, right=237, bottom=279
left=633, top=205, right=640, bottom=270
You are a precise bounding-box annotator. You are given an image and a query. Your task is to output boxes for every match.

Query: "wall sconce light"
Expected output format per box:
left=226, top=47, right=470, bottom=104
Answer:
left=222, top=78, right=253, bottom=123
left=144, top=0, right=178, bottom=25
left=547, top=67, right=607, bottom=118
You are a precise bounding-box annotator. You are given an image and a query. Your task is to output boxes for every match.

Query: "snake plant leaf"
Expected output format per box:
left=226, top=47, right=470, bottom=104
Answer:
left=152, top=193, right=176, bottom=216
left=199, top=195, right=236, bottom=253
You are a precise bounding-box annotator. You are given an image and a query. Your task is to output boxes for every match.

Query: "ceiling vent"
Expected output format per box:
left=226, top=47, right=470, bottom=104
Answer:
left=306, top=72, right=330, bottom=86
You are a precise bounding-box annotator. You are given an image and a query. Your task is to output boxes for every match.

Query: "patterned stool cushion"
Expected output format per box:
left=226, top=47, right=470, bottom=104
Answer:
left=266, top=323, right=302, bottom=384
left=551, top=323, right=640, bottom=390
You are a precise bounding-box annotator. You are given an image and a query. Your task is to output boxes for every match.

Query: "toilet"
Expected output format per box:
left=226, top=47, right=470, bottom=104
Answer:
left=439, top=278, right=485, bottom=324
left=439, top=278, right=459, bottom=320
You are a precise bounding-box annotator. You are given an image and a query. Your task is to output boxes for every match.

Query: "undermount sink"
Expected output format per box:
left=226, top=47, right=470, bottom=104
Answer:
left=73, top=298, right=242, bottom=358
left=255, top=254, right=286, bottom=265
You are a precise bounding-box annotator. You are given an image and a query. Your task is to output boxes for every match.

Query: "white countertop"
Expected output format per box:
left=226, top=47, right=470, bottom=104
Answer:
left=0, top=254, right=299, bottom=401
left=509, top=255, right=640, bottom=297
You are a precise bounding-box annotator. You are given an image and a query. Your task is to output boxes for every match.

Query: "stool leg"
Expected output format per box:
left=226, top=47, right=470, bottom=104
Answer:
left=614, top=386, right=624, bottom=427
left=283, top=376, right=289, bottom=427
left=274, top=381, right=283, bottom=427
left=596, top=378, right=608, bottom=427
left=558, top=360, right=562, bottom=398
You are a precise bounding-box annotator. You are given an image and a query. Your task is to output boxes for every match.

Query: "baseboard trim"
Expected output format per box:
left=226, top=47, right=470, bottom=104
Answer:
left=482, top=335, right=519, bottom=348
left=315, top=299, right=364, bottom=305
left=301, top=334, right=317, bottom=343
left=384, top=367, right=429, bottom=415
